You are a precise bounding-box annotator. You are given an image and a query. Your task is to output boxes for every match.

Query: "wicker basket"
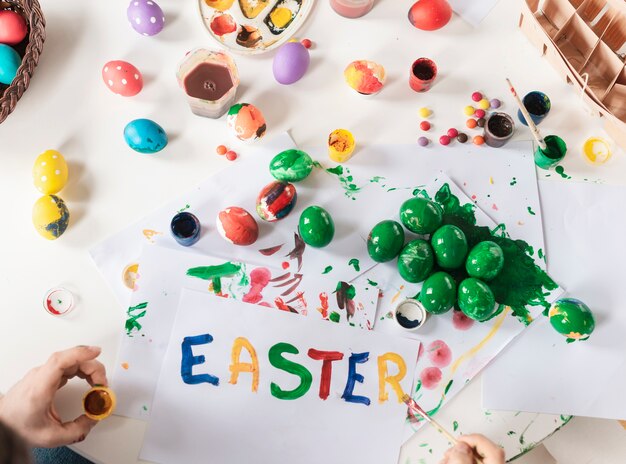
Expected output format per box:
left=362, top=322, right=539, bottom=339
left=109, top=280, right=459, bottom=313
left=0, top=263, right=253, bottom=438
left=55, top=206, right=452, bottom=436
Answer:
left=0, top=0, right=45, bottom=124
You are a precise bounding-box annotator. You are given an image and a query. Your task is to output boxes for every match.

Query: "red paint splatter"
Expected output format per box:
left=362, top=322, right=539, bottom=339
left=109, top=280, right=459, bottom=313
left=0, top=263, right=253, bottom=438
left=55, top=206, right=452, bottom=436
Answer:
left=417, top=343, right=425, bottom=361
left=452, top=310, right=475, bottom=330
left=45, top=298, right=61, bottom=315
left=426, top=340, right=452, bottom=368
left=210, top=13, right=237, bottom=36
left=420, top=367, right=442, bottom=390
left=243, top=267, right=271, bottom=304
left=471, top=194, right=477, bottom=200
left=259, top=244, right=283, bottom=256
left=317, top=292, right=329, bottom=319
left=274, top=297, right=297, bottom=313
left=281, top=261, right=290, bottom=270
left=492, top=203, right=498, bottom=211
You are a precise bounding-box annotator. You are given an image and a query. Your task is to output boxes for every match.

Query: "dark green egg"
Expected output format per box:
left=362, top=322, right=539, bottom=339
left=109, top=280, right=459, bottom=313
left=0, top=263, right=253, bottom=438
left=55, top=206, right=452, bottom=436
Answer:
left=420, top=271, right=456, bottom=315
left=298, top=206, right=334, bottom=248
left=399, top=197, right=443, bottom=234
left=269, top=149, right=314, bottom=182
left=431, top=225, right=468, bottom=269
left=397, top=239, right=434, bottom=283
left=465, top=241, right=504, bottom=281
left=367, top=220, right=405, bottom=263
left=458, top=278, right=496, bottom=321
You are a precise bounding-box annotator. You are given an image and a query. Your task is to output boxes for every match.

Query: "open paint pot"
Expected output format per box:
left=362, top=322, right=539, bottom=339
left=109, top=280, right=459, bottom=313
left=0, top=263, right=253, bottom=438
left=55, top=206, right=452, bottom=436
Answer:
left=582, top=137, right=611, bottom=165
left=43, top=287, right=75, bottom=316
left=394, top=298, right=428, bottom=331
left=409, top=58, right=437, bottom=92
left=484, top=112, right=515, bottom=148
left=170, top=212, right=201, bottom=246
left=534, top=135, right=567, bottom=170
left=517, top=91, right=551, bottom=126
left=330, top=0, right=374, bottom=18
left=328, top=129, right=356, bottom=163
left=83, top=386, right=116, bottom=421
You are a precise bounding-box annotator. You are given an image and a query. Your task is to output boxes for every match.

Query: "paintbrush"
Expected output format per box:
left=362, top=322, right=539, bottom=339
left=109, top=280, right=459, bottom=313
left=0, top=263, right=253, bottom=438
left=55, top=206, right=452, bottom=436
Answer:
left=402, top=394, right=484, bottom=464
left=506, top=77, right=548, bottom=151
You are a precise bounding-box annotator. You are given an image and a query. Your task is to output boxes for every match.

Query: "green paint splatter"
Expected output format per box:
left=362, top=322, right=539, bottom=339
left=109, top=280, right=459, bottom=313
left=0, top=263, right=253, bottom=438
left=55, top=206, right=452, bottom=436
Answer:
left=443, top=379, right=453, bottom=395
left=453, top=421, right=459, bottom=432
left=507, top=430, right=516, bottom=436
left=142, top=405, right=148, bottom=411
left=538, top=249, right=545, bottom=262
left=370, top=176, right=385, bottom=183
left=335, top=281, right=356, bottom=300
left=510, top=177, right=517, bottom=186
left=418, top=443, right=429, bottom=448
left=367, top=279, right=378, bottom=286
left=178, top=204, right=190, bottom=212
left=329, top=311, right=340, bottom=323
left=126, top=302, right=148, bottom=337
left=187, top=262, right=242, bottom=295
left=527, top=206, right=536, bottom=216
left=555, top=165, right=572, bottom=179
left=322, top=265, right=333, bottom=274
left=348, top=258, right=361, bottom=272
left=325, top=165, right=362, bottom=200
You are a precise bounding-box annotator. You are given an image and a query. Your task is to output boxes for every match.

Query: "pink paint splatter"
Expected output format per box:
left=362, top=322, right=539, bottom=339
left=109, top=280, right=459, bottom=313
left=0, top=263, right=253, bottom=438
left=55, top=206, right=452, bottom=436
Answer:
left=420, top=367, right=442, bottom=390
left=452, top=310, right=475, bottom=331
left=492, top=203, right=499, bottom=211
left=426, top=340, right=452, bottom=368
left=281, top=261, right=290, bottom=270
left=242, top=267, right=271, bottom=304
left=417, top=343, right=425, bottom=361
left=471, top=194, right=477, bottom=200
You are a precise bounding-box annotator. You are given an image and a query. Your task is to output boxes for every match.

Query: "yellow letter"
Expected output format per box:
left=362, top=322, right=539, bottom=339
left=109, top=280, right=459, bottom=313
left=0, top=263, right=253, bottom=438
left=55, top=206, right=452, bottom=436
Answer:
left=229, top=337, right=259, bottom=392
left=377, top=352, right=407, bottom=403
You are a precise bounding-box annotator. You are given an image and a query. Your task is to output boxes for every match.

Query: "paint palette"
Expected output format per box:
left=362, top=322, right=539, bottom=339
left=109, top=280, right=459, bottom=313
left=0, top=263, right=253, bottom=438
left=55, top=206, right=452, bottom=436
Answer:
left=197, top=0, right=314, bottom=54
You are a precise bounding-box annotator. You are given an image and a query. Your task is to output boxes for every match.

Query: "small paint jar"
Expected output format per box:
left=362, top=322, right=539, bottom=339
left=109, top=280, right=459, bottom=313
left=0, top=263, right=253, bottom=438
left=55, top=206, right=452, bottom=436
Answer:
left=330, top=0, right=374, bottom=18
left=483, top=112, right=515, bottom=148
left=43, top=287, right=75, bottom=316
left=534, top=135, right=567, bottom=170
left=394, top=298, right=428, bottom=332
left=517, top=91, right=551, bottom=126
left=409, top=58, right=437, bottom=93
left=170, top=212, right=201, bottom=246
left=582, top=137, right=611, bottom=165
left=83, top=386, right=116, bottom=420
left=328, top=129, right=356, bottom=163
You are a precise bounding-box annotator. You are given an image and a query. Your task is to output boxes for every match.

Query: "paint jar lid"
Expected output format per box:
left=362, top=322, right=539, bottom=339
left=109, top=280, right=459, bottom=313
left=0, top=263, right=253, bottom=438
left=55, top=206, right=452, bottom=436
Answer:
left=394, top=298, right=428, bottom=332
left=43, top=287, right=75, bottom=316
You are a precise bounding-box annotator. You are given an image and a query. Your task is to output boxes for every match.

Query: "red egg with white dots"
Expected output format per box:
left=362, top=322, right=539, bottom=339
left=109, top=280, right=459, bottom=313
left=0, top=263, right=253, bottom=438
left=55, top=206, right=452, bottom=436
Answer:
left=102, top=60, right=143, bottom=97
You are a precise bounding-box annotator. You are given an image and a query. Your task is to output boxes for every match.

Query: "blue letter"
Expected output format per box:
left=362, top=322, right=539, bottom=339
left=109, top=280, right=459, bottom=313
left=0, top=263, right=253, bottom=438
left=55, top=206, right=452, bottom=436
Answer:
left=341, top=352, right=371, bottom=406
left=181, top=334, right=219, bottom=385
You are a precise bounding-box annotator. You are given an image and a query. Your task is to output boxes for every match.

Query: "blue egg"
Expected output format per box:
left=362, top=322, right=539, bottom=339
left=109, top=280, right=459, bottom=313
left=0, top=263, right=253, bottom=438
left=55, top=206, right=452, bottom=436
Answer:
left=123, top=118, right=168, bottom=154
left=0, top=44, right=21, bottom=85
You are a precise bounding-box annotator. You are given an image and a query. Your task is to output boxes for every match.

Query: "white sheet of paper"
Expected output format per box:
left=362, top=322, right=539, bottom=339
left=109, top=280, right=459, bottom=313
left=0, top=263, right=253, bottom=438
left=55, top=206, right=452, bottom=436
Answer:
left=483, top=181, right=626, bottom=420
left=113, top=245, right=380, bottom=419
left=140, top=289, right=420, bottom=464
left=449, top=0, right=501, bottom=27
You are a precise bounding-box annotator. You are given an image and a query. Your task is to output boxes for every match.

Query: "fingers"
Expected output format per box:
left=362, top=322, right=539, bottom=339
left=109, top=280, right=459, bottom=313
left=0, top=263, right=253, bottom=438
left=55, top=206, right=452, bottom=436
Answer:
left=40, top=346, right=102, bottom=392
left=40, top=415, right=97, bottom=448
left=440, top=442, right=474, bottom=464
left=64, top=359, right=108, bottom=387
left=457, top=434, right=506, bottom=463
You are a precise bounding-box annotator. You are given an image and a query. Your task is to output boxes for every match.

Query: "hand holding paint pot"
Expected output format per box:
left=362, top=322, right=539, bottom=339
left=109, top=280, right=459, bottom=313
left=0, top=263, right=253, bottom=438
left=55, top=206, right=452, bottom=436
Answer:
left=443, top=434, right=505, bottom=464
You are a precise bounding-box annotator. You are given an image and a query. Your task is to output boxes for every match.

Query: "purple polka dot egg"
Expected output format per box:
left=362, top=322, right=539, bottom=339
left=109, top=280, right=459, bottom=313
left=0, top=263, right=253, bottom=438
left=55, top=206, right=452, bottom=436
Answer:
left=127, top=0, right=165, bottom=36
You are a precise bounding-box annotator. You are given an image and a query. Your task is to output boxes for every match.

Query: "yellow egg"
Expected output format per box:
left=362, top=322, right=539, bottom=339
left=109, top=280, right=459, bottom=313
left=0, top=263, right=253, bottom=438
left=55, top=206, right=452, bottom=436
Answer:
left=32, top=195, right=70, bottom=240
left=33, top=150, right=69, bottom=195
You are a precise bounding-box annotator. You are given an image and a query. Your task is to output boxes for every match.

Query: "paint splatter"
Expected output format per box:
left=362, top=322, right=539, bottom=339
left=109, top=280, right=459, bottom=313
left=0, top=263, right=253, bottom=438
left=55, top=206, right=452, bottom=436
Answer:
left=335, top=282, right=356, bottom=320
left=507, top=431, right=516, bottom=436
left=329, top=311, right=340, bottom=323
left=243, top=267, right=271, bottom=304
left=317, top=292, right=329, bottom=318
left=325, top=165, right=362, bottom=200
left=367, top=279, right=378, bottom=287
left=452, top=310, right=474, bottom=330
left=453, top=421, right=459, bottom=432
left=178, top=204, right=191, bottom=212
left=370, top=176, right=385, bottom=183
left=142, top=405, right=148, bottom=411
left=492, top=203, right=498, bottom=211
left=510, top=177, right=517, bottom=186
left=274, top=297, right=298, bottom=313
left=348, top=258, right=361, bottom=272
left=142, top=229, right=162, bottom=243
left=126, top=302, right=148, bottom=336
left=187, top=262, right=242, bottom=296
left=419, top=367, right=442, bottom=390
left=538, top=249, right=544, bottom=261
left=281, top=261, right=289, bottom=269
left=527, top=206, right=536, bottom=216
left=322, top=265, right=333, bottom=274
left=121, top=362, right=129, bottom=370
left=259, top=244, right=283, bottom=256
left=426, top=340, right=452, bottom=368
left=555, top=165, right=572, bottom=179
left=285, top=233, right=306, bottom=272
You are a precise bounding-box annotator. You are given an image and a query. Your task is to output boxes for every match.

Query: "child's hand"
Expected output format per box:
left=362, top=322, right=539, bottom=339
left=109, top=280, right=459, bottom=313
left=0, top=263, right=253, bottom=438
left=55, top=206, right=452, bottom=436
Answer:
left=440, top=434, right=505, bottom=464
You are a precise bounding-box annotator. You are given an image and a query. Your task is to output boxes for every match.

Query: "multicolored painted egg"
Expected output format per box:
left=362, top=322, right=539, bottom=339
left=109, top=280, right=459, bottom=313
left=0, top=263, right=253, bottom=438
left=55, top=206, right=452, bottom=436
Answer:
left=420, top=271, right=456, bottom=315
left=227, top=103, right=266, bottom=141
left=397, top=239, right=434, bottom=283
left=0, top=10, right=28, bottom=45
left=458, top=277, right=496, bottom=321
left=124, top=119, right=168, bottom=154
left=269, top=149, right=313, bottom=182
left=102, top=60, right=143, bottom=97
left=273, top=41, right=310, bottom=85
left=256, top=181, right=297, bottom=222
left=399, top=197, right=443, bottom=235
left=32, top=195, right=70, bottom=240
left=0, top=44, right=20, bottom=85
left=344, top=60, right=386, bottom=95
left=210, top=12, right=237, bottom=36
left=32, top=150, right=69, bottom=195
left=431, top=225, right=468, bottom=269
left=298, top=206, right=334, bottom=248
left=127, top=0, right=165, bottom=36
left=548, top=298, right=595, bottom=342
left=217, top=206, right=259, bottom=246
left=465, top=241, right=504, bottom=281
left=367, top=220, right=405, bottom=263
left=204, top=0, right=235, bottom=10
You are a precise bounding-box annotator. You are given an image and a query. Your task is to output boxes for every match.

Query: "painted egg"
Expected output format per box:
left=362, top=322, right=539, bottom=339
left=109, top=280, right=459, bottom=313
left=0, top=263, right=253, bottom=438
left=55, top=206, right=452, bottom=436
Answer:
left=397, top=239, right=434, bottom=283
left=210, top=12, right=237, bottom=36
left=399, top=197, right=443, bottom=235
left=0, top=44, right=21, bottom=85
left=465, top=241, right=504, bottom=281
left=299, top=206, right=334, bottom=248
left=458, top=278, right=496, bottom=321
left=273, top=41, right=310, bottom=85
left=420, top=271, right=456, bottom=315
left=217, top=206, right=259, bottom=246
left=32, top=150, right=69, bottom=195
left=269, top=149, right=313, bottom=182
left=408, top=0, right=452, bottom=31
left=548, top=298, right=595, bottom=342
left=127, top=0, right=165, bottom=36
left=33, top=195, right=70, bottom=240
left=102, top=60, right=143, bottom=97
left=204, top=0, right=235, bottom=11
left=256, top=181, right=297, bottom=222
left=344, top=60, right=386, bottom=95
left=227, top=103, right=266, bottom=141
left=0, top=10, right=28, bottom=45
left=431, top=225, right=468, bottom=269
left=124, top=119, right=168, bottom=154
left=367, top=220, right=405, bottom=263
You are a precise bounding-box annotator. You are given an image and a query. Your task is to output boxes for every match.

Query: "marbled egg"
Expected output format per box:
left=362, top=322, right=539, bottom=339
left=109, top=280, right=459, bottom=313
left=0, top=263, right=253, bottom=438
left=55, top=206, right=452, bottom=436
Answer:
left=431, top=225, right=468, bottom=269
left=227, top=103, right=266, bottom=142
left=458, top=278, right=496, bottom=321
left=32, top=150, right=69, bottom=195
left=256, top=181, right=297, bottom=222
left=127, top=0, right=165, bottom=36
left=273, top=41, right=310, bottom=85
left=124, top=119, right=168, bottom=154
left=397, top=239, right=434, bottom=283
left=0, top=10, right=28, bottom=46
left=548, top=298, right=595, bottom=342
left=299, top=206, right=334, bottom=248
left=217, top=206, right=259, bottom=246
left=269, top=149, right=313, bottom=182
left=102, top=60, right=143, bottom=97
left=0, top=44, right=21, bottom=85
left=399, top=197, right=443, bottom=235
left=33, top=195, right=70, bottom=240
left=420, top=271, right=456, bottom=315
left=367, top=220, right=405, bottom=263
left=465, top=241, right=504, bottom=281
left=344, top=60, right=386, bottom=95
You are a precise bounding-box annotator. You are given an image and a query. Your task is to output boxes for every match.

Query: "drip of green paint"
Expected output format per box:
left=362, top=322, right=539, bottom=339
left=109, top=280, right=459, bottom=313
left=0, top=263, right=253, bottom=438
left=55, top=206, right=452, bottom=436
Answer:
left=510, top=178, right=517, bottom=186
left=367, top=279, right=378, bottom=286
left=370, top=176, right=385, bottom=183
left=325, top=165, right=362, bottom=199
left=555, top=165, right=571, bottom=179
left=329, top=311, right=340, bottom=323
left=322, top=265, right=333, bottom=274
left=126, top=302, right=148, bottom=336
left=507, top=431, right=516, bottom=436
left=187, top=262, right=242, bottom=280
left=348, top=258, right=361, bottom=272
left=335, top=281, right=356, bottom=300
left=527, top=206, right=536, bottom=216
left=453, top=421, right=459, bottom=432
left=178, top=204, right=190, bottom=212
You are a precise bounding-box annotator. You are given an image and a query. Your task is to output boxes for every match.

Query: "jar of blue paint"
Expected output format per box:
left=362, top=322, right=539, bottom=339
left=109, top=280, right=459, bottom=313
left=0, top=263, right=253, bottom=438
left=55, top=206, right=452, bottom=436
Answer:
left=517, top=91, right=551, bottom=126
left=170, top=212, right=201, bottom=246
left=394, top=298, right=428, bottom=332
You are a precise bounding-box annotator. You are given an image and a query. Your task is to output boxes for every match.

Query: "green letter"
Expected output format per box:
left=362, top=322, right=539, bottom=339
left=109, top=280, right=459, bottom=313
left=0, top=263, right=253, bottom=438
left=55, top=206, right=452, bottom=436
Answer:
left=268, top=342, right=312, bottom=400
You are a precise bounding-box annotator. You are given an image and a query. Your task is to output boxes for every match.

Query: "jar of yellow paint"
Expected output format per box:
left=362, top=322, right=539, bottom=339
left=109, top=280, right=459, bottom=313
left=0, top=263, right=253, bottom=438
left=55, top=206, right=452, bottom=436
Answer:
left=328, top=129, right=355, bottom=163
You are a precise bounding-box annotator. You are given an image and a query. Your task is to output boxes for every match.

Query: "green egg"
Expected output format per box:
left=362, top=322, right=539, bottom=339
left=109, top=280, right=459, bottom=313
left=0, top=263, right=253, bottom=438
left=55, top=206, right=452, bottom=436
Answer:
left=548, top=298, right=595, bottom=342
left=399, top=197, right=443, bottom=234
left=420, top=271, right=456, bottom=315
left=367, top=220, right=405, bottom=263
left=431, top=225, right=468, bottom=269
left=397, top=239, right=434, bottom=283
left=298, top=206, right=334, bottom=248
left=458, top=278, right=496, bottom=321
left=269, top=149, right=314, bottom=182
left=465, top=241, right=504, bottom=281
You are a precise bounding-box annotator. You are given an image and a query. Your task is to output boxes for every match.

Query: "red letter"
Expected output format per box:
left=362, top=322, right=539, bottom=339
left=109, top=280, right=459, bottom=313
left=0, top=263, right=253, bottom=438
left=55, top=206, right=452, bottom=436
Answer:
left=307, top=349, right=344, bottom=400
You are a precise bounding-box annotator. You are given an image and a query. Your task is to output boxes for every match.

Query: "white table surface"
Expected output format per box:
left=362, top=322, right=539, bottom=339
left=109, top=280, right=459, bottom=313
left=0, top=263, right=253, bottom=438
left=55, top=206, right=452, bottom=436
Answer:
left=0, top=0, right=623, bottom=463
